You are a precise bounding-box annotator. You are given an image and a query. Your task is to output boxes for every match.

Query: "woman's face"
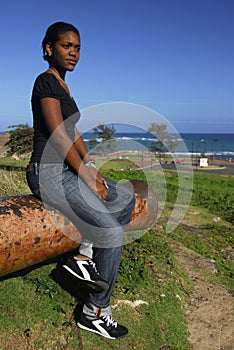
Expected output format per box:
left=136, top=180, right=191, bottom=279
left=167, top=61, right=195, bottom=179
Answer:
left=48, top=31, right=81, bottom=72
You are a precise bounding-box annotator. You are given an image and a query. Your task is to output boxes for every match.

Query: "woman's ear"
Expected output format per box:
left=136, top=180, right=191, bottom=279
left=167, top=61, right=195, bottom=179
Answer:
left=45, top=42, right=53, bottom=56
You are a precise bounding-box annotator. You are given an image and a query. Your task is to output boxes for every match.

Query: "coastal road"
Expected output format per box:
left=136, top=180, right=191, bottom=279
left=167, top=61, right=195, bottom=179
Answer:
left=148, top=162, right=234, bottom=175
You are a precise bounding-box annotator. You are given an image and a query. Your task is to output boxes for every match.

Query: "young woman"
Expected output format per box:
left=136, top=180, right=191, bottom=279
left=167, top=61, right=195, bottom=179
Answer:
left=26, top=22, right=135, bottom=339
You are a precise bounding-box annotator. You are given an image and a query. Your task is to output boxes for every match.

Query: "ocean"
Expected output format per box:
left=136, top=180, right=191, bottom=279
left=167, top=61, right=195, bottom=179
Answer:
left=82, top=132, right=234, bottom=161
left=1, top=131, right=233, bottom=161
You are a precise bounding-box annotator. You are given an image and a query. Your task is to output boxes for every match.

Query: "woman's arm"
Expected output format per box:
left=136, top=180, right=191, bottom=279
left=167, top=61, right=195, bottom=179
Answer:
left=40, top=97, right=107, bottom=199
left=73, top=127, right=91, bottom=164
left=74, top=127, right=109, bottom=190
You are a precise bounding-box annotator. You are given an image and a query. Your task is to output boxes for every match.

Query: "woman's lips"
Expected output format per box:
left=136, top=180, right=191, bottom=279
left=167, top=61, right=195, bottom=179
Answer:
left=67, top=59, right=77, bottom=66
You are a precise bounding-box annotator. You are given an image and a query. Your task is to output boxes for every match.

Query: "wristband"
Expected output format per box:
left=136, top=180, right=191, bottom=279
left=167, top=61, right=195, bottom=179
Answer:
left=85, top=160, right=96, bottom=169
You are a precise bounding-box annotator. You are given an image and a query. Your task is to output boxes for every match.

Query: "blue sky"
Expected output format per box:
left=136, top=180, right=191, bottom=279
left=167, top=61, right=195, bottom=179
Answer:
left=0, top=0, right=233, bottom=133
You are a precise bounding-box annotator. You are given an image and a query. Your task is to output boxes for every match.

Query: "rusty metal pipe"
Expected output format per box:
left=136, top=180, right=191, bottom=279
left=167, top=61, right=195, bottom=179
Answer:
left=0, top=180, right=157, bottom=278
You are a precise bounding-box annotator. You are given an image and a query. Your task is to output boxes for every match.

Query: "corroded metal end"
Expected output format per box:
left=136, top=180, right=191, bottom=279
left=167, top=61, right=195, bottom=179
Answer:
left=126, top=180, right=158, bottom=230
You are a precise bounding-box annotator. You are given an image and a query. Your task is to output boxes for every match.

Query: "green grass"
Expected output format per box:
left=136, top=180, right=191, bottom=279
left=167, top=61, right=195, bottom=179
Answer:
left=98, top=157, right=138, bottom=171
left=172, top=223, right=234, bottom=288
left=191, top=172, right=234, bottom=223
left=0, top=169, right=30, bottom=196
left=0, top=230, right=191, bottom=350
left=0, top=158, right=233, bottom=349
left=0, top=156, right=29, bottom=168
left=0, top=157, right=30, bottom=197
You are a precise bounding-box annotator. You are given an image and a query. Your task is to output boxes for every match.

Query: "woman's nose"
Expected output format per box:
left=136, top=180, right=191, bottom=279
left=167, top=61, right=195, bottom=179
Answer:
left=69, top=50, right=76, bottom=56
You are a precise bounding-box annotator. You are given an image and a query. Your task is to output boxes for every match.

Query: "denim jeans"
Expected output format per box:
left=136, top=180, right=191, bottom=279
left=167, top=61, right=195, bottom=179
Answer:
left=26, top=163, right=135, bottom=312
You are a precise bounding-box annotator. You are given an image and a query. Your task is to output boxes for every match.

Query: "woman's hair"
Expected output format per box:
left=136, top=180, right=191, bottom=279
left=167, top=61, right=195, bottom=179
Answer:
left=42, top=21, right=80, bottom=61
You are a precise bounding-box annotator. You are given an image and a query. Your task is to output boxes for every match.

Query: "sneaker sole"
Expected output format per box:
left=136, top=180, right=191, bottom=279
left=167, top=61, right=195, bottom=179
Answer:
left=77, top=322, right=128, bottom=340
left=61, top=265, right=109, bottom=292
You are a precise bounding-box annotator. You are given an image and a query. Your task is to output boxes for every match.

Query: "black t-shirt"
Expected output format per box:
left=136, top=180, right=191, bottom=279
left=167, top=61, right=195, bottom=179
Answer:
left=30, top=72, right=80, bottom=164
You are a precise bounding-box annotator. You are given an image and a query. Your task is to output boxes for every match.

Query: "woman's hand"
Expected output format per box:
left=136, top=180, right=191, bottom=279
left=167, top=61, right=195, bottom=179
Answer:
left=89, top=167, right=108, bottom=188
left=89, top=178, right=108, bottom=200
left=87, top=167, right=108, bottom=200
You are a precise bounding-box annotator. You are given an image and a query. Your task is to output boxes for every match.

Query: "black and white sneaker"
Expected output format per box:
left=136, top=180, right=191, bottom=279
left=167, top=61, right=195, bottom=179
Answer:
left=62, top=257, right=109, bottom=292
left=76, top=312, right=128, bottom=339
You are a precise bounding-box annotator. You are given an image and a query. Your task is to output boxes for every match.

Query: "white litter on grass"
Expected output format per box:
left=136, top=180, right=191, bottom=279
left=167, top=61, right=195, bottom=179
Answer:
left=112, top=299, right=149, bottom=309
left=213, top=217, right=221, bottom=224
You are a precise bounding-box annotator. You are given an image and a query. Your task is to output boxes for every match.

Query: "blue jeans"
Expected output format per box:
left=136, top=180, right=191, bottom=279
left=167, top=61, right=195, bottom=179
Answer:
left=26, top=163, right=135, bottom=311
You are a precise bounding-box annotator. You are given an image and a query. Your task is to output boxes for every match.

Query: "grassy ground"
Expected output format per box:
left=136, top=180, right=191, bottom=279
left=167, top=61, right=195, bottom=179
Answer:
left=0, top=159, right=233, bottom=349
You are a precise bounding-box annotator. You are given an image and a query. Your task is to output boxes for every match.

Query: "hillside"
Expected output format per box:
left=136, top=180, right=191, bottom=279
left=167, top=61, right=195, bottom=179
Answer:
left=0, top=164, right=233, bottom=349
left=0, top=133, right=8, bottom=157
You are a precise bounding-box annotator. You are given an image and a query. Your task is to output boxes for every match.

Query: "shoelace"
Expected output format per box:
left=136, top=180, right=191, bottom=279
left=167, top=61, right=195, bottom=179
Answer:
left=103, top=315, right=118, bottom=328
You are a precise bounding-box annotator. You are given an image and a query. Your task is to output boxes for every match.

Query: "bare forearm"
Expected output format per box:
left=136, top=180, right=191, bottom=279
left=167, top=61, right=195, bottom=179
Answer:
left=74, top=128, right=91, bottom=163
left=53, top=134, right=94, bottom=186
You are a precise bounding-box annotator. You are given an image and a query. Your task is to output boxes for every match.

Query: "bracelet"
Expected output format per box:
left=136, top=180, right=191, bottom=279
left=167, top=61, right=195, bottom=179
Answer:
left=85, top=160, right=96, bottom=169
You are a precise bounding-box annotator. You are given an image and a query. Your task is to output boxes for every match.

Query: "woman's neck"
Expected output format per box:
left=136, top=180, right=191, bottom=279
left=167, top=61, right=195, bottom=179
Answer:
left=46, top=67, right=71, bottom=97
left=47, top=66, right=66, bottom=81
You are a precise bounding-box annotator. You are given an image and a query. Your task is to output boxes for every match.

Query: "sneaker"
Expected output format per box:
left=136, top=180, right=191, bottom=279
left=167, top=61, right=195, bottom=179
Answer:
left=62, top=257, right=109, bottom=292
left=76, top=312, right=128, bottom=339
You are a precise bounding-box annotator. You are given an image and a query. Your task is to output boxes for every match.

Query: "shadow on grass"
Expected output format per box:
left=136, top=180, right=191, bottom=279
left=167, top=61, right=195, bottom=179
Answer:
left=0, top=249, right=93, bottom=304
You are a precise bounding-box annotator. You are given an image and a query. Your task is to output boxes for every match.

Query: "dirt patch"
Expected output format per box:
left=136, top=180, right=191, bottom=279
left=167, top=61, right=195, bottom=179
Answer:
left=0, top=133, right=8, bottom=157
left=172, top=242, right=234, bottom=350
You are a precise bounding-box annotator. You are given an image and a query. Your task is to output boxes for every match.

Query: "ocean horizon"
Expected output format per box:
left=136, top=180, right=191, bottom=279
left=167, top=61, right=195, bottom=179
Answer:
left=1, top=131, right=233, bottom=160
left=81, top=132, right=234, bottom=160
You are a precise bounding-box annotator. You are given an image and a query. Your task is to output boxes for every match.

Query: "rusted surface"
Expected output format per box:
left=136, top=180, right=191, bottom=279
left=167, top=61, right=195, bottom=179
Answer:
left=0, top=180, right=157, bottom=277
left=0, top=195, right=82, bottom=277
left=126, top=180, right=158, bottom=230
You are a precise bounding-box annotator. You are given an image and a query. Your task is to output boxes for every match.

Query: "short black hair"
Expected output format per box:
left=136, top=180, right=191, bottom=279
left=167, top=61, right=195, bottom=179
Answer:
left=42, top=21, right=80, bottom=61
